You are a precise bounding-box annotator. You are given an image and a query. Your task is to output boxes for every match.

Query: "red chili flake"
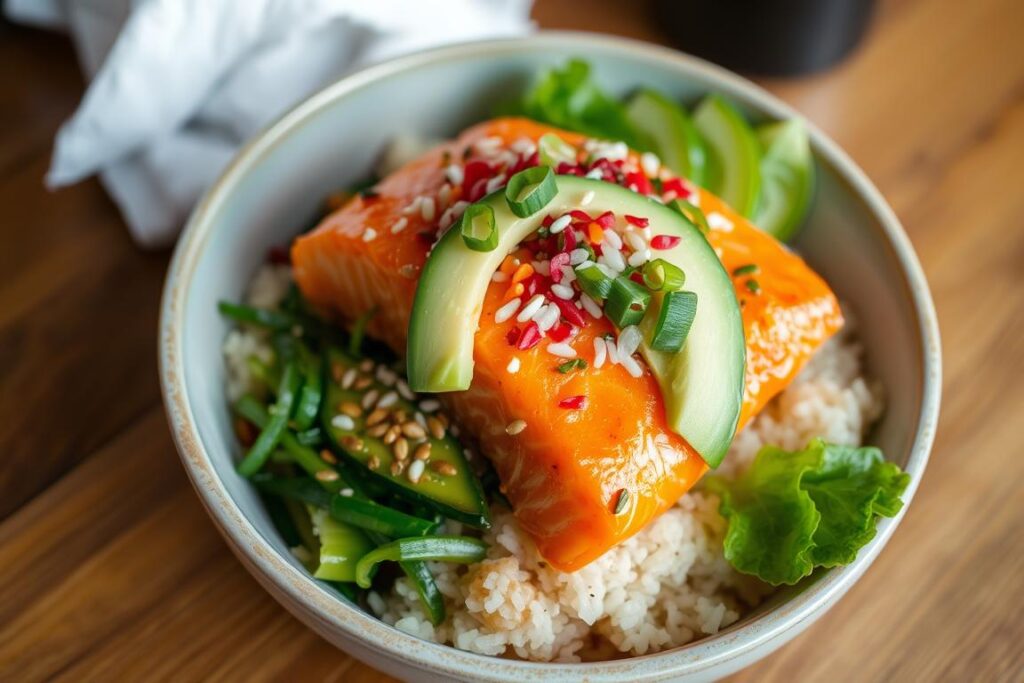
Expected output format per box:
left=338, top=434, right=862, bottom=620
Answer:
left=468, top=178, right=489, bottom=202
left=570, top=210, right=592, bottom=222
left=549, top=252, right=570, bottom=283
left=560, top=228, right=577, bottom=253
left=506, top=326, right=521, bottom=346
left=509, top=151, right=539, bottom=175
left=267, top=245, right=291, bottom=265
left=625, top=171, right=653, bottom=196
left=522, top=273, right=548, bottom=298
left=541, top=214, right=554, bottom=228
left=629, top=271, right=646, bottom=285
left=462, top=160, right=492, bottom=193
left=558, top=395, right=587, bottom=410
left=548, top=322, right=573, bottom=342
left=662, top=177, right=692, bottom=198
left=595, top=211, right=615, bottom=228
left=651, top=234, right=682, bottom=250
left=517, top=321, right=542, bottom=350
left=624, top=215, right=649, bottom=228
left=550, top=296, right=586, bottom=327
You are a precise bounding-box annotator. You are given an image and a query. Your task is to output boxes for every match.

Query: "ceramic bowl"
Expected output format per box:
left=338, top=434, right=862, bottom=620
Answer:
left=160, top=32, right=941, bottom=682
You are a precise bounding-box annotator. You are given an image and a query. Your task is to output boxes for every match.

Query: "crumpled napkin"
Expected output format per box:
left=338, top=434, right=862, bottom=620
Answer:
left=5, top=0, right=534, bottom=247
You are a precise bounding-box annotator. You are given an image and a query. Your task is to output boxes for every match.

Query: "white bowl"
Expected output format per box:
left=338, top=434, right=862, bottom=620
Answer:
left=160, top=32, right=941, bottom=682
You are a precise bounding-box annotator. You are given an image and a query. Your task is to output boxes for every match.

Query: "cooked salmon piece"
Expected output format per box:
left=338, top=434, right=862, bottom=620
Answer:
left=292, top=118, right=842, bottom=571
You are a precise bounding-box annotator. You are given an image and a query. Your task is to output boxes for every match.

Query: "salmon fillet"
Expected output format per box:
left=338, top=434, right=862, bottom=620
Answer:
left=292, top=118, right=842, bottom=571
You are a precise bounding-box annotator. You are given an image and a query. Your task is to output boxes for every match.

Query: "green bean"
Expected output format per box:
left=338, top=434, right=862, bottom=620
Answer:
left=399, top=560, right=446, bottom=625
left=218, top=301, right=295, bottom=331
left=236, top=362, right=301, bottom=476
left=330, top=494, right=438, bottom=538
left=354, top=536, right=487, bottom=589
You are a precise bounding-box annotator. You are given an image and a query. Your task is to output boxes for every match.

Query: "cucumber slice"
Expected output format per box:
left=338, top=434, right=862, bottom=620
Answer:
left=755, top=120, right=815, bottom=242
left=408, top=176, right=744, bottom=468
left=310, top=507, right=374, bottom=582
left=625, top=89, right=707, bottom=184
left=322, top=350, right=489, bottom=528
left=693, top=95, right=762, bottom=217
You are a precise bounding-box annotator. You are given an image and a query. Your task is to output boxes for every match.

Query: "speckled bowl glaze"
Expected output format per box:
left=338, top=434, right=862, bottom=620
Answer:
left=160, top=32, right=940, bottom=682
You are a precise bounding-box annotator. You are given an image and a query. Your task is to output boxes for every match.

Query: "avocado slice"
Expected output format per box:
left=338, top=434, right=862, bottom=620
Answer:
left=407, top=176, right=744, bottom=468
left=625, top=89, right=707, bottom=185
left=693, top=95, right=762, bottom=218
left=755, top=119, right=815, bottom=242
left=322, top=350, right=490, bottom=528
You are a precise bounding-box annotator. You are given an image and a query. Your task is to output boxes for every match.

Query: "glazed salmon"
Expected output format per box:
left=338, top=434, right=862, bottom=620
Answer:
left=292, top=118, right=842, bottom=571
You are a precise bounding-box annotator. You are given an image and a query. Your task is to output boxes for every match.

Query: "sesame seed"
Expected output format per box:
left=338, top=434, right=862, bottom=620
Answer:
left=603, top=229, right=623, bottom=250
left=580, top=293, right=603, bottom=319
left=621, top=354, right=644, bottom=378
left=550, top=214, right=572, bottom=234
left=354, top=376, right=373, bottom=390
left=535, top=304, right=561, bottom=332
left=359, top=359, right=374, bottom=372
left=445, top=164, right=464, bottom=185
left=393, top=438, right=409, bottom=460
left=365, top=407, right=389, bottom=427
left=340, top=488, right=354, bottom=497
left=640, top=152, right=661, bottom=177
left=550, top=283, right=574, bottom=300
left=507, top=357, right=521, bottom=374
left=419, top=399, right=441, bottom=412
left=403, top=196, right=422, bottom=215
left=547, top=342, right=577, bottom=358
left=420, top=197, right=436, bottom=222
left=432, top=461, right=458, bottom=477
left=377, top=391, right=399, bottom=408
left=361, top=389, right=380, bottom=410
left=618, top=325, right=642, bottom=357
left=585, top=168, right=603, bottom=180
left=341, top=368, right=357, bottom=389
left=414, top=442, right=432, bottom=461
left=625, top=231, right=647, bottom=252
left=627, top=249, right=649, bottom=268
left=569, top=249, right=590, bottom=266
left=341, top=435, right=364, bottom=451
left=402, top=422, right=427, bottom=440
left=427, top=416, right=446, bottom=439
left=362, top=227, right=377, bottom=242
left=338, top=401, right=362, bottom=418
left=407, top=459, right=426, bottom=483
left=375, top=365, right=398, bottom=386
left=486, top=174, right=507, bottom=194
left=391, top=217, right=408, bottom=234
left=602, top=247, right=626, bottom=273
left=593, top=337, right=607, bottom=368
left=390, top=460, right=406, bottom=476
left=331, top=414, right=355, bottom=431
left=396, top=380, right=415, bottom=400
left=580, top=190, right=595, bottom=206
left=368, top=455, right=381, bottom=470
left=320, top=449, right=337, bottom=464
left=383, top=425, right=399, bottom=444
left=438, top=183, right=452, bottom=208
left=505, top=419, right=527, bottom=435
left=494, top=297, right=522, bottom=324
left=517, top=294, right=546, bottom=322
left=414, top=412, right=428, bottom=428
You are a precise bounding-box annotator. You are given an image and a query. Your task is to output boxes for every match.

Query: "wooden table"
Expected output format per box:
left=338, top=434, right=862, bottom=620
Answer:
left=2, top=0, right=1022, bottom=680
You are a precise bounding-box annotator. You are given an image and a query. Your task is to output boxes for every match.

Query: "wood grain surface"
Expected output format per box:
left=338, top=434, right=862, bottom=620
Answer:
left=2, top=0, right=1022, bottom=680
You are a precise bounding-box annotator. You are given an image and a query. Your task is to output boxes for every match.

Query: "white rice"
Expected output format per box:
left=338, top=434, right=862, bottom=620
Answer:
left=223, top=265, right=884, bottom=662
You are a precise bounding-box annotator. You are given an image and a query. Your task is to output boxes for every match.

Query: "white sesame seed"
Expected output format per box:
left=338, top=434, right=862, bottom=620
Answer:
left=367, top=591, right=386, bottom=615
left=603, top=229, right=623, bottom=250
left=419, top=399, right=441, bottom=412
left=602, top=247, right=626, bottom=272
left=550, top=214, right=572, bottom=234
left=407, top=459, right=425, bottom=483
left=391, top=217, right=408, bottom=234
left=593, top=337, right=607, bottom=368
left=361, top=390, right=380, bottom=410
left=580, top=293, right=603, bottom=319
left=420, top=197, right=436, bottom=222
left=550, top=283, right=575, bottom=300
left=451, top=200, right=469, bottom=217
left=640, top=152, right=661, bottom=177
left=627, top=249, right=649, bottom=268
left=585, top=168, right=604, bottom=180
left=331, top=414, right=355, bottom=431
left=535, top=304, right=561, bottom=331
left=375, top=365, right=397, bottom=386
left=362, top=227, right=378, bottom=242
left=547, top=342, right=577, bottom=358
left=622, top=354, right=644, bottom=378
left=511, top=137, right=537, bottom=155
left=414, top=412, right=428, bottom=428
left=340, top=488, right=354, bottom=497
left=403, top=196, right=422, bottom=215
left=505, top=419, right=527, bottom=435
left=625, top=231, right=647, bottom=252
left=517, top=294, right=545, bottom=322
left=642, top=225, right=653, bottom=240
left=438, top=183, right=452, bottom=209
left=605, top=339, right=619, bottom=365
left=708, top=211, right=734, bottom=231
left=396, top=379, right=415, bottom=400
left=618, top=325, right=642, bottom=357
left=494, top=297, right=522, bottom=324
left=377, top=391, right=399, bottom=408
left=341, top=368, right=357, bottom=389
left=580, top=190, right=595, bottom=206
left=506, top=357, right=521, bottom=374
left=570, top=249, right=590, bottom=266
left=445, top=164, right=464, bottom=186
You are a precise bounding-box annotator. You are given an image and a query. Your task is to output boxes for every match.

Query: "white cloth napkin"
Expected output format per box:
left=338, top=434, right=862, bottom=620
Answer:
left=5, top=0, right=535, bottom=247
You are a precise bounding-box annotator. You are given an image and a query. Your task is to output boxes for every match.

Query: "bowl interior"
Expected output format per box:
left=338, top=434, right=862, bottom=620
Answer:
left=166, top=34, right=936, bottom=680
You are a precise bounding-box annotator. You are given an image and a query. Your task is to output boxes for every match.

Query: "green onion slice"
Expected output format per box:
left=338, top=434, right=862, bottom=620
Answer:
left=605, top=276, right=652, bottom=328
left=459, top=203, right=499, bottom=252
left=650, top=290, right=698, bottom=353
left=505, top=166, right=557, bottom=218
left=574, top=263, right=614, bottom=300
left=642, top=259, right=687, bottom=292
left=745, top=278, right=762, bottom=294
left=354, top=536, right=488, bottom=588
left=732, top=263, right=760, bottom=277
left=236, top=361, right=301, bottom=477
left=669, top=199, right=710, bottom=234
left=557, top=358, right=588, bottom=374
left=538, top=133, right=577, bottom=167
left=348, top=307, right=377, bottom=357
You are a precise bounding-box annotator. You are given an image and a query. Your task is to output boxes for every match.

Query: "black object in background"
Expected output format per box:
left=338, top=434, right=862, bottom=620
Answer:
left=653, top=0, right=877, bottom=76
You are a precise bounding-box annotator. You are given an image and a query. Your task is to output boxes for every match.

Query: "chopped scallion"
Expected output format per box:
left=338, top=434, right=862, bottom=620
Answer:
left=745, top=279, right=762, bottom=294
left=354, top=536, right=488, bottom=588
left=538, top=133, right=577, bottom=167
left=459, top=203, right=499, bottom=252
left=650, top=290, right=698, bottom=353
left=605, top=276, right=652, bottom=328
left=557, top=358, right=588, bottom=374
left=669, top=199, right=710, bottom=234
left=642, top=259, right=687, bottom=292
left=505, top=166, right=557, bottom=217
left=574, top=263, right=614, bottom=300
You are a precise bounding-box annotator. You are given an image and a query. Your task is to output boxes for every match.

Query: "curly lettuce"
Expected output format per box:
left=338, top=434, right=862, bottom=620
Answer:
left=705, top=439, right=910, bottom=586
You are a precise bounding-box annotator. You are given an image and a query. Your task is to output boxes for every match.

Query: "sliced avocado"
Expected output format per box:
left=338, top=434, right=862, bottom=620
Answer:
left=625, top=89, right=707, bottom=185
left=309, top=506, right=374, bottom=582
left=755, top=119, right=815, bottom=242
left=693, top=95, right=762, bottom=217
left=322, top=350, right=489, bottom=528
left=407, top=176, right=744, bottom=468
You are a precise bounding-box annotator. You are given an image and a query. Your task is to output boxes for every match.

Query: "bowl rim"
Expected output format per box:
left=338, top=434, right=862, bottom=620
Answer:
left=160, top=31, right=941, bottom=680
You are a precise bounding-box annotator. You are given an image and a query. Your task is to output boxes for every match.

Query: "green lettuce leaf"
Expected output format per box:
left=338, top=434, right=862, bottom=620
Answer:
left=705, top=439, right=910, bottom=586
left=503, top=59, right=644, bottom=149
